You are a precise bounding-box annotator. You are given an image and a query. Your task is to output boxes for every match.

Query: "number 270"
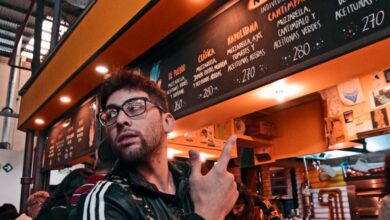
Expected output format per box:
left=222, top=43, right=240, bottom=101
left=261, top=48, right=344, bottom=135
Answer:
left=362, top=10, right=385, bottom=32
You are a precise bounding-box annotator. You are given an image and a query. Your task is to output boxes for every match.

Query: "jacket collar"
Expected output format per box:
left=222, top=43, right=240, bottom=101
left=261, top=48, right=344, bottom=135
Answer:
left=108, top=160, right=190, bottom=196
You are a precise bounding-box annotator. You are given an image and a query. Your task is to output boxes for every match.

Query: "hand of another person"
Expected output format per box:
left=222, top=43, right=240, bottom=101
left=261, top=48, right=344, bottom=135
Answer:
left=15, top=214, right=32, bottom=220
left=189, top=135, right=239, bottom=220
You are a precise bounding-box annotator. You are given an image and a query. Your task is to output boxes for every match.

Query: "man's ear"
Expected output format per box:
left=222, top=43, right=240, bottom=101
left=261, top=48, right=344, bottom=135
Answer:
left=163, top=112, right=175, bottom=133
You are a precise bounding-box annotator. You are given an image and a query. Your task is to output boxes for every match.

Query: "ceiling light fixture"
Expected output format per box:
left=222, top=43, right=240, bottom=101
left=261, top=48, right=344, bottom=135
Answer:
left=62, top=121, right=70, bottom=128
left=62, top=118, right=71, bottom=128
left=35, top=118, right=45, bottom=125
left=95, top=66, right=109, bottom=74
left=59, top=96, right=71, bottom=103
left=275, top=89, right=285, bottom=103
left=258, top=79, right=302, bottom=103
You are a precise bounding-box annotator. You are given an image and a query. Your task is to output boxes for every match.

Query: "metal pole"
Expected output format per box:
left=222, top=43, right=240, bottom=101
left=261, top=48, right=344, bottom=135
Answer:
left=1, top=40, right=22, bottom=147
left=32, top=0, right=44, bottom=74
left=303, top=156, right=310, bottom=187
left=20, top=129, right=34, bottom=213
left=7, top=0, right=35, bottom=68
left=33, top=132, right=45, bottom=191
left=42, top=171, right=50, bottom=191
left=50, top=0, right=62, bottom=50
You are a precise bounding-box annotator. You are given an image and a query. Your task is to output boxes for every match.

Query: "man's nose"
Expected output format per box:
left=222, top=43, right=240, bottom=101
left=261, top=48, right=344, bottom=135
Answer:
left=116, top=109, right=132, bottom=126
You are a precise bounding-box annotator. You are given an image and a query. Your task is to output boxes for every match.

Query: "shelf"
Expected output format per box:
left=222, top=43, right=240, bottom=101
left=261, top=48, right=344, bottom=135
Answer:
left=236, top=134, right=272, bottom=148
left=356, top=127, right=390, bottom=139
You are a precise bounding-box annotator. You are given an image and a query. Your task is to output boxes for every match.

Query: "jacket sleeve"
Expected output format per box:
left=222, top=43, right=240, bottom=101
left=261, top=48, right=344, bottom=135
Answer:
left=69, top=180, right=137, bottom=220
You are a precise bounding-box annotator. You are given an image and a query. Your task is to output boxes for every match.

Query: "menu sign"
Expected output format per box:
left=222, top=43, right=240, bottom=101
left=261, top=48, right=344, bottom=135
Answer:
left=135, top=0, right=390, bottom=118
left=42, top=97, right=97, bottom=170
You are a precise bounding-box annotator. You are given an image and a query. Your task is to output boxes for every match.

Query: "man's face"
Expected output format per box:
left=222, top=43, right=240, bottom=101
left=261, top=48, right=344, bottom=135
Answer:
left=105, top=89, right=167, bottom=163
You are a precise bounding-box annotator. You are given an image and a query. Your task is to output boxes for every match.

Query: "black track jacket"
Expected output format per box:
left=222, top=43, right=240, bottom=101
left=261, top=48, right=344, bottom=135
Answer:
left=69, top=161, right=204, bottom=220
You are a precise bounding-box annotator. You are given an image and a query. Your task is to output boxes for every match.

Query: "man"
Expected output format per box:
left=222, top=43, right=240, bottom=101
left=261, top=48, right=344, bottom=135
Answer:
left=17, top=191, right=49, bottom=220
left=74, top=69, right=238, bottom=219
left=70, top=139, right=116, bottom=206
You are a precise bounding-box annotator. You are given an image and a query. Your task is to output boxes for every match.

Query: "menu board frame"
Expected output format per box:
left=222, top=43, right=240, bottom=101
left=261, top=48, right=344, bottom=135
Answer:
left=41, top=94, right=99, bottom=171
left=130, top=0, right=390, bottom=119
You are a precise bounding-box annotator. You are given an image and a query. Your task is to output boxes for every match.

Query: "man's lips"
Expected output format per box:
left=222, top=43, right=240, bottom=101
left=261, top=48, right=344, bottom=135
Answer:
left=116, top=132, right=139, bottom=147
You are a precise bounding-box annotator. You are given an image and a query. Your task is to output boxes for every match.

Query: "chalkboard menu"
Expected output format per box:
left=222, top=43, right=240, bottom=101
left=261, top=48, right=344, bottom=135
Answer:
left=42, top=97, right=97, bottom=170
left=134, top=0, right=390, bottom=118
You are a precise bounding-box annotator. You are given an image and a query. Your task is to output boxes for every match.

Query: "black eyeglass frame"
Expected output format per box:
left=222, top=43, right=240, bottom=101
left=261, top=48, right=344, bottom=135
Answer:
left=97, top=97, right=164, bottom=127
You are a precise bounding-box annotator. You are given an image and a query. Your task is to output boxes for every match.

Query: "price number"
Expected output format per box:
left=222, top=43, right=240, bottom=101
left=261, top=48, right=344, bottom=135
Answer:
left=241, top=66, right=256, bottom=84
left=362, top=10, right=385, bottom=32
left=174, top=99, right=184, bottom=112
left=201, top=86, right=218, bottom=99
left=293, top=42, right=310, bottom=62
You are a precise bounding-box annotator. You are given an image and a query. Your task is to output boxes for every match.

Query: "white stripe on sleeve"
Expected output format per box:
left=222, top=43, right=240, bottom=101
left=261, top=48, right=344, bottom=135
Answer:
left=89, top=181, right=108, bottom=220
left=98, top=181, right=112, bottom=220
left=83, top=181, right=105, bottom=220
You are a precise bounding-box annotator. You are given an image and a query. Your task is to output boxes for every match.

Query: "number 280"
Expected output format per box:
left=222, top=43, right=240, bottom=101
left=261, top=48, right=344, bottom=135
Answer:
left=293, top=42, right=310, bottom=62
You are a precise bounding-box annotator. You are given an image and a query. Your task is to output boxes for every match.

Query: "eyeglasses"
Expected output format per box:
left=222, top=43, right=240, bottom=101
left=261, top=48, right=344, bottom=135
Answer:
left=98, top=97, right=164, bottom=127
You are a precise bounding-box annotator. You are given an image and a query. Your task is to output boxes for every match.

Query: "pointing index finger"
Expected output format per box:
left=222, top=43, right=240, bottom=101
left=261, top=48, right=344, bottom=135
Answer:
left=215, top=134, right=237, bottom=171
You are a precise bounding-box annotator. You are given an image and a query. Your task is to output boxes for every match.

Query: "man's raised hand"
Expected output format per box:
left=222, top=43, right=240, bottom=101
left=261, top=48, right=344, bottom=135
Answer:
left=188, top=135, right=239, bottom=220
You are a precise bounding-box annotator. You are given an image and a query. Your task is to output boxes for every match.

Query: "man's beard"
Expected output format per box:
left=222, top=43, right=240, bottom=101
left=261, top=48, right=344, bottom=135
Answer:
left=117, top=128, right=163, bottom=164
